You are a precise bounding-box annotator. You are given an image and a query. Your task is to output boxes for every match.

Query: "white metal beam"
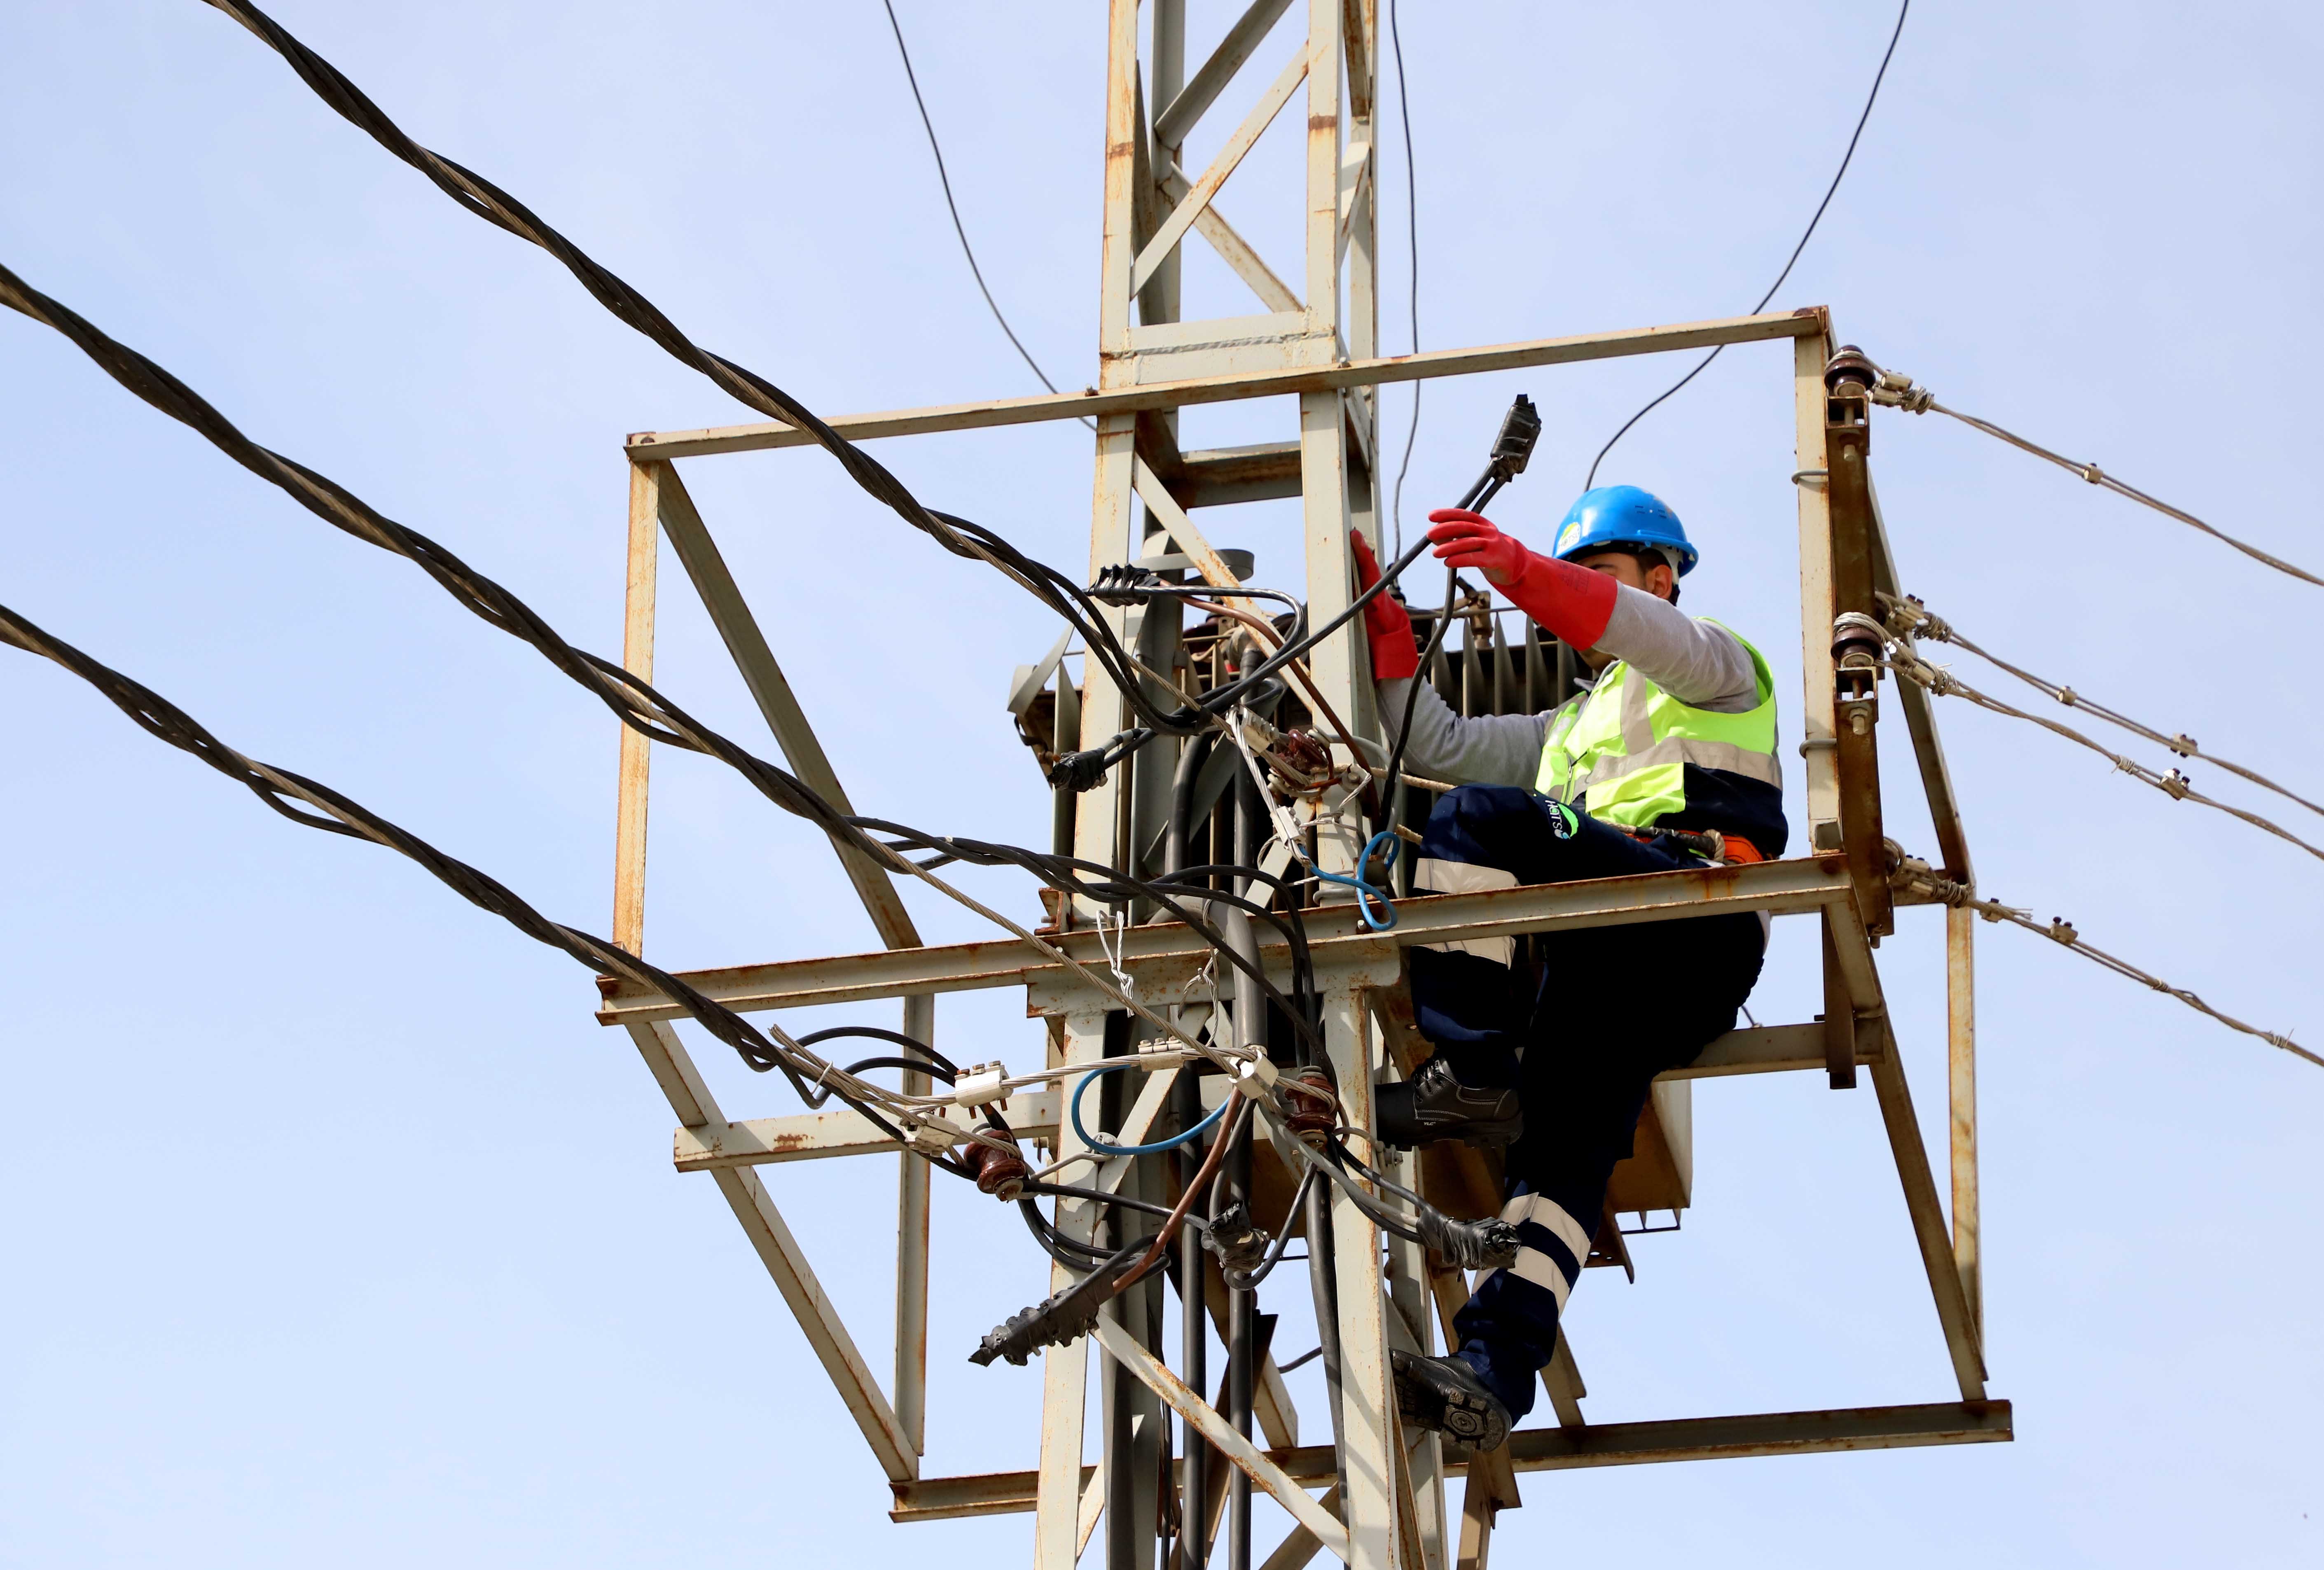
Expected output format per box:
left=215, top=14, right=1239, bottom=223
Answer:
left=623, top=312, right=1824, bottom=459
left=595, top=855, right=1856, bottom=1024
left=623, top=1022, right=916, bottom=1480
left=1091, top=1316, right=1350, bottom=1561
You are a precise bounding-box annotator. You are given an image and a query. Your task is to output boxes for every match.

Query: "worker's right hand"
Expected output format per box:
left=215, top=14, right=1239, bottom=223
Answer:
left=1427, top=509, right=1619, bottom=650
left=1425, top=508, right=1534, bottom=586
left=1349, top=530, right=1419, bottom=681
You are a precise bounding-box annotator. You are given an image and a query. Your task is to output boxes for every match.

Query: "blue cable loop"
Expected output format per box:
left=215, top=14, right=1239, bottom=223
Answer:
left=1070, top=1059, right=1231, bottom=1155
left=1311, top=829, right=1400, bottom=931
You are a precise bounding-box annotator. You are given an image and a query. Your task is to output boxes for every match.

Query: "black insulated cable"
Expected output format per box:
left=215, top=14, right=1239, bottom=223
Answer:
left=1052, top=531, right=1439, bottom=788
left=0, top=598, right=979, bottom=1177
left=185, top=1, right=1195, bottom=738
left=1382, top=394, right=1543, bottom=833
left=0, top=263, right=1312, bottom=1059
left=795, top=1023, right=960, bottom=1080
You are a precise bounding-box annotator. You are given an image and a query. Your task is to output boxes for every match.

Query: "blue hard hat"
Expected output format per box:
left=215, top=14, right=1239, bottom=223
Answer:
left=1550, top=486, right=1699, bottom=577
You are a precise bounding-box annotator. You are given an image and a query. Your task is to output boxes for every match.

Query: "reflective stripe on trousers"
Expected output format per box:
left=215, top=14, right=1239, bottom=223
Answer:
left=1412, top=857, right=1516, bottom=967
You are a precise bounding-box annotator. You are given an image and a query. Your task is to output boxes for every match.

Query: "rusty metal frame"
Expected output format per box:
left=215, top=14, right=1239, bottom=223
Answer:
left=601, top=2, right=1997, bottom=1562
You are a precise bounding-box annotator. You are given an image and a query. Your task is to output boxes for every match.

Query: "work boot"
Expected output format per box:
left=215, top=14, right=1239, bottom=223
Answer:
left=1391, top=1349, right=1511, bottom=1452
left=1375, top=1056, right=1523, bottom=1149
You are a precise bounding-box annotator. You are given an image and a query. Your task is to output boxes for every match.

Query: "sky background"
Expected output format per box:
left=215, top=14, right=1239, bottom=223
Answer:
left=2, top=1, right=2318, bottom=1565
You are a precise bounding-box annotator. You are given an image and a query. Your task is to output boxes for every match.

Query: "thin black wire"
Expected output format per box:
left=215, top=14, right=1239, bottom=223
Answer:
left=879, top=0, right=1080, bottom=411
left=1583, top=0, right=1910, bottom=488
left=1387, top=0, right=1421, bottom=556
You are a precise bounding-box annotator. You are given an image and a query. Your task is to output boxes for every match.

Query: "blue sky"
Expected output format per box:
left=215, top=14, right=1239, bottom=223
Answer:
left=2, top=2, right=2317, bottom=1565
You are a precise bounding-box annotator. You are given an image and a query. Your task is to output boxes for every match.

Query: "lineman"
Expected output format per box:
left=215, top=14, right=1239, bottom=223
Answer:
left=1346, top=486, right=1786, bottom=1451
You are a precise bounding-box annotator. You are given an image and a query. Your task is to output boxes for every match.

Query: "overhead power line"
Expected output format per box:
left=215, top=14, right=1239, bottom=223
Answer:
left=1877, top=629, right=2324, bottom=865
left=0, top=262, right=1325, bottom=1069
left=1880, top=592, right=2324, bottom=822
left=878, top=0, right=1068, bottom=399
left=0, top=598, right=929, bottom=1140
left=0, top=259, right=1178, bottom=752
left=1852, top=366, right=2324, bottom=590
left=188, top=0, right=1165, bottom=713
left=1890, top=856, right=2315, bottom=1070
left=1585, top=0, right=1910, bottom=489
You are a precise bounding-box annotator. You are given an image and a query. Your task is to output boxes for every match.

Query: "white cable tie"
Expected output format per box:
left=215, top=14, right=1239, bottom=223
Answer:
left=1094, top=907, right=1136, bottom=1001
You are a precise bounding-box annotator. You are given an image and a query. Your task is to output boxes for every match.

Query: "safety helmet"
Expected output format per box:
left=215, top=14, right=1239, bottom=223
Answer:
left=1550, top=486, right=1698, bottom=577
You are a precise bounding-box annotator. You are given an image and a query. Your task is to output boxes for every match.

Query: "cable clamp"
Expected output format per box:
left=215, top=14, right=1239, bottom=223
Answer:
left=1234, top=1056, right=1281, bottom=1095
left=1868, top=367, right=1935, bottom=414
left=951, top=1063, right=1009, bottom=1107
left=909, top=1118, right=968, bottom=1154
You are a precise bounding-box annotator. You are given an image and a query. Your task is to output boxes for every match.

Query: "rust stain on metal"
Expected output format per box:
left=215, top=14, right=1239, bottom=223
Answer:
left=1691, top=865, right=1744, bottom=898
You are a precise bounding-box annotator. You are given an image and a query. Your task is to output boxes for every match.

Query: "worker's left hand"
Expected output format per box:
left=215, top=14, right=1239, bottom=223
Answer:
left=1426, top=508, right=1534, bottom=587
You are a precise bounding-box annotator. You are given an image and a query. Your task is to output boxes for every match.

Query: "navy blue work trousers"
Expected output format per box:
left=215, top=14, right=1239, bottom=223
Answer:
left=1405, top=785, right=1767, bottom=1418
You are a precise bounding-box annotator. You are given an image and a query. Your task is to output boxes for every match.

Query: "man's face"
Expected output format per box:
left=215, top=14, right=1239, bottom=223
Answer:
left=1571, top=548, right=1675, bottom=602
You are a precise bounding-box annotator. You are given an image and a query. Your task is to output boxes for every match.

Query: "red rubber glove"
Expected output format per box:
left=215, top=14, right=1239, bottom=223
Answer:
left=1348, top=530, right=1419, bottom=680
left=1425, top=507, right=1619, bottom=650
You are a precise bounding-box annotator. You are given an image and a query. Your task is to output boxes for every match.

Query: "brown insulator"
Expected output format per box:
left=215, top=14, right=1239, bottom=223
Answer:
left=963, top=1132, right=1030, bottom=1202
left=1280, top=1066, right=1337, bottom=1147
left=1824, top=343, right=1880, bottom=394
left=1278, top=729, right=1333, bottom=780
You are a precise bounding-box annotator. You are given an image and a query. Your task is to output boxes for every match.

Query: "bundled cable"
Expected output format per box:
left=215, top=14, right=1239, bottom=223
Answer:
left=0, top=260, right=1330, bottom=1068
left=181, top=1, right=1204, bottom=741
left=1266, top=1111, right=1520, bottom=1271
left=0, top=597, right=977, bottom=1164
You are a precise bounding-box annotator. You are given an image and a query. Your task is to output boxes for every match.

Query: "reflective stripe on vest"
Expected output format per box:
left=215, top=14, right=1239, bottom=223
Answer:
left=1532, top=620, right=1781, bottom=828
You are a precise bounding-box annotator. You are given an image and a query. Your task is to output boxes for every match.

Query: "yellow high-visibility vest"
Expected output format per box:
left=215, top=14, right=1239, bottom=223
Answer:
left=1533, top=621, right=1783, bottom=841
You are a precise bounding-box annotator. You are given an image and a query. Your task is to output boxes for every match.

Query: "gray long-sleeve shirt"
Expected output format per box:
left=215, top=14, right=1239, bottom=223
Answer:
left=1379, top=583, right=1759, bottom=789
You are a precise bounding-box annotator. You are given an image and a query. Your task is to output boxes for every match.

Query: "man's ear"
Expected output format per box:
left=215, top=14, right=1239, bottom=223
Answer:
left=1649, top=561, right=1676, bottom=600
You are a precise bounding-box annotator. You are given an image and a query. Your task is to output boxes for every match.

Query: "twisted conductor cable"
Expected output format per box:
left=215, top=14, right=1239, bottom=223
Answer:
left=0, top=260, right=1304, bottom=1071
left=0, top=597, right=1001, bottom=1162
left=185, top=0, right=1201, bottom=736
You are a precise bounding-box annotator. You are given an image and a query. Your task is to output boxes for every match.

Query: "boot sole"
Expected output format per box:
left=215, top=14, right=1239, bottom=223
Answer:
left=1391, top=1354, right=1511, bottom=1452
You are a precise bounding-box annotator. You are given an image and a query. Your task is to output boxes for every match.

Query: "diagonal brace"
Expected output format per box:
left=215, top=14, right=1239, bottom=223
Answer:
left=1133, top=42, right=1312, bottom=295
left=1090, top=1315, right=1349, bottom=1561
